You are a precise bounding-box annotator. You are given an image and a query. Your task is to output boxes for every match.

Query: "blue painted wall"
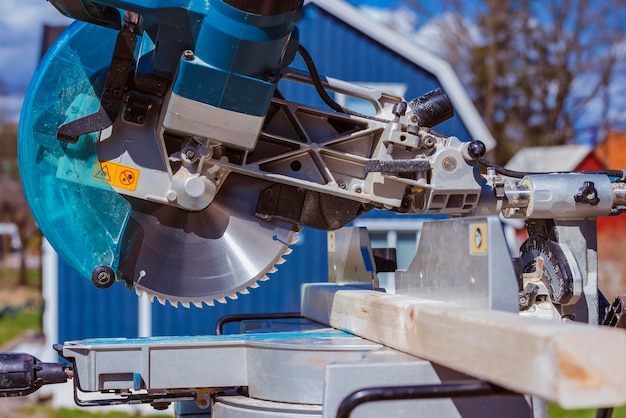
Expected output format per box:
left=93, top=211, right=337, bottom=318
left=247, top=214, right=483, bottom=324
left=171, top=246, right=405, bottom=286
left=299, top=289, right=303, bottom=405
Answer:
left=56, top=3, right=476, bottom=343
left=57, top=261, right=139, bottom=342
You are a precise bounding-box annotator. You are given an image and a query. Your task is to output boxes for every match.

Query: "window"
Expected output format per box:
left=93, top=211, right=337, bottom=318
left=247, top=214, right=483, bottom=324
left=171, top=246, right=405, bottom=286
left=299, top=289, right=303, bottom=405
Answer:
left=351, top=217, right=425, bottom=293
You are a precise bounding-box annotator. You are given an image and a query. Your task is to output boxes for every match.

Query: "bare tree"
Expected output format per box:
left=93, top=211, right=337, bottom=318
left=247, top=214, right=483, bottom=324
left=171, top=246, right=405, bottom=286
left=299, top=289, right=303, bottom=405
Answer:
left=0, top=177, right=39, bottom=286
left=0, top=121, right=39, bottom=286
left=407, top=0, right=626, bottom=163
left=0, top=122, right=19, bottom=179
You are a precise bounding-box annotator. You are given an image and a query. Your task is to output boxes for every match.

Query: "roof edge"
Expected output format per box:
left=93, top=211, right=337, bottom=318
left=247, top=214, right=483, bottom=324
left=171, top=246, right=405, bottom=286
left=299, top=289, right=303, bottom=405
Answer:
left=303, top=0, right=496, bottom=150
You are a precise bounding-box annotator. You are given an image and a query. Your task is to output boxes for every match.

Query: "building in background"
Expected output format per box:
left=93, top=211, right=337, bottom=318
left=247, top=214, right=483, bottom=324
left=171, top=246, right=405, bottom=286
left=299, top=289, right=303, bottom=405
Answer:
left=596, top=131, right=626, bottom=170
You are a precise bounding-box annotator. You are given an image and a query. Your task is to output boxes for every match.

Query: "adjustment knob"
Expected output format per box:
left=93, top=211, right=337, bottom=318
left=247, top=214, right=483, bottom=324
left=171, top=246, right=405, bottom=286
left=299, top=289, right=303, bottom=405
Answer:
left=463, top=140, right=487, bottom=161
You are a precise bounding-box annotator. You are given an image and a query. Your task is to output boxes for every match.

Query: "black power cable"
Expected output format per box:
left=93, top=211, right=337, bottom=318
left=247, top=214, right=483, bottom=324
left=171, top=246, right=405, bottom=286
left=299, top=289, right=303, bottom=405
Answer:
left=296, top=45, right=391, bottom=123
left=478, top=157, right=625, bottom=179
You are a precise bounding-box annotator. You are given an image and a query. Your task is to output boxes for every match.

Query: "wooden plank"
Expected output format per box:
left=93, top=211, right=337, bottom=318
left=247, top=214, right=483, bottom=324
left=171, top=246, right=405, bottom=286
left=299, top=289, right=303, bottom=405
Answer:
left=301, top=284, right=626, bottom=409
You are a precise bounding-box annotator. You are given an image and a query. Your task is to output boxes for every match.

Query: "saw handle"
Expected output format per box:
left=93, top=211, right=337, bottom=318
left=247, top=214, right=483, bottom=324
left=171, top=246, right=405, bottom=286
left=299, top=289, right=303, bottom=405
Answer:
left=0, top=353, right=70, bottom=397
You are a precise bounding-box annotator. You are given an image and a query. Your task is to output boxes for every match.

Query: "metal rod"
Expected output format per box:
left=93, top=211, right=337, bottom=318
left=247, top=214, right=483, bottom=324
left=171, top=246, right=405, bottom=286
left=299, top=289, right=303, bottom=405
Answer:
left=214, top=312, right=302, bottom=335
left=335, top=380, right=513, bottom=418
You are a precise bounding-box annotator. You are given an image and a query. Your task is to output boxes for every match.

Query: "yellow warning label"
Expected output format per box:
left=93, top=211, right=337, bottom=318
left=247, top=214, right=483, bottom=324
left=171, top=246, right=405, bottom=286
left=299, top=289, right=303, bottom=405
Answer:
left=93, top=161, right=140, bottom=191
left=469, top=222, right=488, bottom=255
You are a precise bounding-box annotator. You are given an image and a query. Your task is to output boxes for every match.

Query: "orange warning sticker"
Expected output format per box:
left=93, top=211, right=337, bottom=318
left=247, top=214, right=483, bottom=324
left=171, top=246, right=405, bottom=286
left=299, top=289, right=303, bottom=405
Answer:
left=94, top=161, right=140, bottom=191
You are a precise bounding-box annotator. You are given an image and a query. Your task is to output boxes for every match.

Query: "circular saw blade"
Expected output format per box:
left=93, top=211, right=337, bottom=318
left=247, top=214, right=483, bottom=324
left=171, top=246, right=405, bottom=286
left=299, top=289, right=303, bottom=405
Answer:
left=18, top=21, right=298, bottom=307
left=119, top=173, right=298, bottom=307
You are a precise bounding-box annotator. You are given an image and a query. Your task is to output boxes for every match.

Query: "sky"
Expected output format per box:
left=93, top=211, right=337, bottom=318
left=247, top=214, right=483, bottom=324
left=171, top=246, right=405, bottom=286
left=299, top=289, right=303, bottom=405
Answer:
left=1, top=0, right=421, bottom=121
left=1, top=0, right=624, bottom=142
left=0, top=0, right=71, bottom=119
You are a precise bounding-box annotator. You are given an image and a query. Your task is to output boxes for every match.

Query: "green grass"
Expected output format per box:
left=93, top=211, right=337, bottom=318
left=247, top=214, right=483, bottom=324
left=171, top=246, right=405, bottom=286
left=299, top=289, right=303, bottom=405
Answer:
left=0, top=309, right=41, bottom=346
left=549, top=404, right=626, bottom=417
left=13, top=404, right=169, bottom=418
left=0, top=267, right=41, bottom=287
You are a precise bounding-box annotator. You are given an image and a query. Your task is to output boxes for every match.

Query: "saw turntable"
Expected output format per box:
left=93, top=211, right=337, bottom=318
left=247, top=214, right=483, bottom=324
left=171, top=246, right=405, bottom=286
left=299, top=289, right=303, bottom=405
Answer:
left=3, top=0, right=626, bottom=416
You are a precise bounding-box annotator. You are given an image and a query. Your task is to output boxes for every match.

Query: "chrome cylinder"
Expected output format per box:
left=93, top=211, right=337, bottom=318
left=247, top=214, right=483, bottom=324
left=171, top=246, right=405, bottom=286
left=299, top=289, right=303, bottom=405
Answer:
left=522, top=174, right=613, bottom=218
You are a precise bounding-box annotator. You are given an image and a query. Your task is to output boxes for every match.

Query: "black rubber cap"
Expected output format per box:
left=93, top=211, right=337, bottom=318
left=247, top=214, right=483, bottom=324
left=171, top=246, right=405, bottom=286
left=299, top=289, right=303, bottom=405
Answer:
left=408, top=88, right=454, bottom=128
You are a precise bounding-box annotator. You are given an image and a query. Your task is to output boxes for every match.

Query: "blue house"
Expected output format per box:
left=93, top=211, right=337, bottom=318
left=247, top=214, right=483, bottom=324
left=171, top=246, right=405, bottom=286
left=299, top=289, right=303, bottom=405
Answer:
left=42, top=0, right=494, bottom=348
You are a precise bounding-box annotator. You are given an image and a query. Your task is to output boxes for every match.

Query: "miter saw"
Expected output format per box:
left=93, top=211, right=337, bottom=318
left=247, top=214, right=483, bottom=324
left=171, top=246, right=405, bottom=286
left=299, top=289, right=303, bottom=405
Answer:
left=4, top=0, right=626, bottom=416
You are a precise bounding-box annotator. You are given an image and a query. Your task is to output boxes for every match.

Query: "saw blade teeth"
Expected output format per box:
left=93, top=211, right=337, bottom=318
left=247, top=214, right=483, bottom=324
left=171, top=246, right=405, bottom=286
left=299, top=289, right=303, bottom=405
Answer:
left=140, top=290, right=156, bottom=303
left=123, top=207, right=299, bottom=308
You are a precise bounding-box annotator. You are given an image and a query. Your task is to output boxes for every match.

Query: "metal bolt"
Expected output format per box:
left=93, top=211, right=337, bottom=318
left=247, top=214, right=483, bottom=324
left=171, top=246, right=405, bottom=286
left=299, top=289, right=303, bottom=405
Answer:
left=185, top=149, right=196, bottom=159
left=182, top=49, right=195, bottom=60
left=442, top=156, right=458, bottom=173
left=91, top=266, right=115, bottom=289
left=423, top=137, right=436, bottom=148
left=338, top=181, right=347, bottom=189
